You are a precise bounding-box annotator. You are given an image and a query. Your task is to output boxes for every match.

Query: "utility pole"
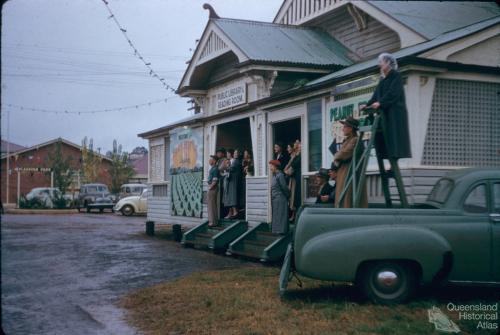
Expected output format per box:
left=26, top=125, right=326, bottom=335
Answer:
left=6, top=109, right=10, bottom=204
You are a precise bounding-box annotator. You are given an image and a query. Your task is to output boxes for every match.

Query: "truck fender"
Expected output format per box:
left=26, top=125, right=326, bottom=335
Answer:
left=296, top=225, right=452, bottom=284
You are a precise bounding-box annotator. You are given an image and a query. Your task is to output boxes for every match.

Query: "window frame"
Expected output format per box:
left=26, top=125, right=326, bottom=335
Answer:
left=489, top=180, right=500, bottom=214
left=306, top=99, right=323, bottom=173
left=462, top=182, right=490, bottom=215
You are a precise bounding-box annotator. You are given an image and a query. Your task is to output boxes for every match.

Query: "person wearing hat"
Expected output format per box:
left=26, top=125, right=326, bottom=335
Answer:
left=269, top=159, right=290, bottom=235
left=315, top=168, right=334, bottom=204
left=333, top=116, right=367, bottom=208
left=207, top=155, right=220, bottom=227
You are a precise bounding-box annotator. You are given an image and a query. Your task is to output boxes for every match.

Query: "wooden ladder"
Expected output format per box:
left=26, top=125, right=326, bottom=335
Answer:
left=336, top=109, right=408, bottom=208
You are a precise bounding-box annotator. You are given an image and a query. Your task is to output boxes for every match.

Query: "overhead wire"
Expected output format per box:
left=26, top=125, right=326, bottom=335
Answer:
left=100, top=0, right=177, bottom=93
left=3, top=97, right=180, bottom=115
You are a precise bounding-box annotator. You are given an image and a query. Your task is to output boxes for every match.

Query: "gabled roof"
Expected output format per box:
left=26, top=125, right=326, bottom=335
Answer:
left=130, top=154, right=148, bottom=176
left=0, top=137, right=113, bottom=162
left=369, top=1, right=500, bottom=40
left=307, top=15, right=500, bottom=87
left=212, top=18, right=353, bottom=66
left=178, top=17, right=354, bottom=93
left=1, top=140, right=26, bottom=154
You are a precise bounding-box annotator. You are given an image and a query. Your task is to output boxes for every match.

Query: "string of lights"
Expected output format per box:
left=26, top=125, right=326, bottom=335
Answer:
left=3, top=97, right=175, bottom=115
left=100, top=0, right=177, bottom=93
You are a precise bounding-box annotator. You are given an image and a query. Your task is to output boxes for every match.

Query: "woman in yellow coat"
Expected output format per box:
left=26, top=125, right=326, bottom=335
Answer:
left=333, top=116, right=368, bottom=208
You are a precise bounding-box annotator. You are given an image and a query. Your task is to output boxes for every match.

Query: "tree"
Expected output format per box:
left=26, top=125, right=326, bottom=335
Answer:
left=109, top=139, right=135, bottom=194
left=81, top=136, right=101, bottom=183
left=46, top=139, right=73, bottom=194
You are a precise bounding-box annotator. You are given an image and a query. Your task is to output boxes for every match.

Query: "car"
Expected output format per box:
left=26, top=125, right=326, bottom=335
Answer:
left=279, top=168, right=500, bottom=304
left=114, top=188, right=148, bottom=216
left=76, top=183, right=115, bottom=213
left=118, top=183, right=147, bottom=200
left=25, top=187, right=66, bottom=208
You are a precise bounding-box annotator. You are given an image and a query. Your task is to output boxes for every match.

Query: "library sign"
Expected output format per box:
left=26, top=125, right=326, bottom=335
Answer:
left=216, top=83, right=247, bottom=111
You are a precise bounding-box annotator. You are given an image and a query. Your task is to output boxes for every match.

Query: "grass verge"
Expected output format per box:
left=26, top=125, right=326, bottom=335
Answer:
left=122, top=267, right=499, bottom=335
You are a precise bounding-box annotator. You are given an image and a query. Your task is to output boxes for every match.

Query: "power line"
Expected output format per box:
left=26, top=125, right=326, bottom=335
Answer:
left=4, top=42, right=189, bottom=60
left=3, top=97, right=179, bottom=115
left=100, top=0, right=177, bottom=94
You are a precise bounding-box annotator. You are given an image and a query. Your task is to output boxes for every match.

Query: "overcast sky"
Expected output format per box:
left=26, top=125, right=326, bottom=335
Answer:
left=1, top=0, right=282, bottom=153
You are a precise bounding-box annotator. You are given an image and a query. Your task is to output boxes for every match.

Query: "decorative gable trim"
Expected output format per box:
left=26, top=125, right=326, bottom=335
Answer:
left=199, top=31, right=229, bottom=62
left=179, top=21, right=249, bottom=92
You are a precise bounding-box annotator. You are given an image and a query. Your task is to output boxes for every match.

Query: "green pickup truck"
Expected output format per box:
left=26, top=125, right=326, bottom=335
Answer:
left=280, top=168, right=500, bottom=303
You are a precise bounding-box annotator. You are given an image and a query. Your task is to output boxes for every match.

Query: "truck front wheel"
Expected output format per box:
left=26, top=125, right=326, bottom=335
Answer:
left=358, top=261, right=417, bottom=304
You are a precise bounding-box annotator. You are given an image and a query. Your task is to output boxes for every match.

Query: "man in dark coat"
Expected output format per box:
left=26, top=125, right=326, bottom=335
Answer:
left=274, top=143, right=289, bottom=169
left=315, top=168, right=334, bottom=204
left=363, top=53, right=412, bottom=159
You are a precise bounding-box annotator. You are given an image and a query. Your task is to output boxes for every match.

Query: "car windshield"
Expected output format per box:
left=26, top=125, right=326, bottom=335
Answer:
left=428, top=178, right=454, bottom=204
left=98, top=186, right=108, bottom=192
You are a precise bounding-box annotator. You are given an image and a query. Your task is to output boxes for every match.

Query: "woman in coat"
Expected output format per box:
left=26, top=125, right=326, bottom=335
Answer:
left=223, top=149, right=242, bottom=219
left=362, top=52, right=411, bottom=159
left=284, top=140, right=301, bottom=221
left=269, top=160, right=290, bottom=235
left=333, top=116, right=367, bottom=208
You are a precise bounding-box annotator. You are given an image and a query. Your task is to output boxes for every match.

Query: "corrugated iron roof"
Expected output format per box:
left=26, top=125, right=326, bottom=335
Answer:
left=307, top=15, right=500, bottom=87
left=369, top=1, right=500, bottom=39
left=213, top=18, right=353, bottom=66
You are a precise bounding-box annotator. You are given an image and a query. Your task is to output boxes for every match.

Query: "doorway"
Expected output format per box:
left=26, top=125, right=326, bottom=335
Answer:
left=216, top=118, right=252, bottom=153
left=272, top=118, right=301, bottom=157
left=215, top=117, right=252, bottom=220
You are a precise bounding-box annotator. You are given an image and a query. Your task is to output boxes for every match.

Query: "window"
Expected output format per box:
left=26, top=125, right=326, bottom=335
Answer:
left=307, top=100, right=322, bottom=171
left=463, top=184, right=488, bottom=214
left=152, top=184, right=168, bottom=197
left=428, top=178, right=454, bottom=204
left=494, top=183, right=500, bottom=213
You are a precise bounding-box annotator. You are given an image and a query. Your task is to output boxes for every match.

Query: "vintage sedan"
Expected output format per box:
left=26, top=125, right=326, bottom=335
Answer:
left=280, top=168, right=500, bottom=304
left=76, top=183, right=115, bottom=213
left=114, top=188, right=148, bottom=216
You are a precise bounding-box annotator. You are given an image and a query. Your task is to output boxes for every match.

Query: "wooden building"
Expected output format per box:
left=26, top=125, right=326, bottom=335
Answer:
left=139, top=1, right=500, bottom=226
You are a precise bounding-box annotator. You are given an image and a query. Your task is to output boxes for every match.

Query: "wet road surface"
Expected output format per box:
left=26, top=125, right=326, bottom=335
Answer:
left=1, top=213, right=248, bottom=334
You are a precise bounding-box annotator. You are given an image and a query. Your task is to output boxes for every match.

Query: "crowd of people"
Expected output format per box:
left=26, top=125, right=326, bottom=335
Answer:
left=207, top=147, right=254, bottom=227
left=209, top=52, right=410, bottom=233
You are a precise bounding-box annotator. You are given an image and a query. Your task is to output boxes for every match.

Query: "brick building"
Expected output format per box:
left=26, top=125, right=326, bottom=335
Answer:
left=1, top=138, right=113, bottom=204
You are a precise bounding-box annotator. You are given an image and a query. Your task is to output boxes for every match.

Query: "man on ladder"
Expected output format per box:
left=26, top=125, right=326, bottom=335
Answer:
left=336, top=52, right=412, bottom=208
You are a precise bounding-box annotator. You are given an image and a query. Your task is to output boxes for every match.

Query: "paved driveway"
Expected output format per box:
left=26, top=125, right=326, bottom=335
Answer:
left=1, top=213, right=247, bottom=334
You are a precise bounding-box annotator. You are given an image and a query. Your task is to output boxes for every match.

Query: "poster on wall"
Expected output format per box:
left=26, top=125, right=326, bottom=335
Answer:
left=325, top=93, right=375, bottom=167
left=169, top=127, right=204, bottom=217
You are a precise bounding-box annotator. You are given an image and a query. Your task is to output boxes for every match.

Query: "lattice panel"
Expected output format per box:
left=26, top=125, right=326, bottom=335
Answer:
left=422, top=79, right=500, bottom=167
left=150, top=144, right=164, bottom=182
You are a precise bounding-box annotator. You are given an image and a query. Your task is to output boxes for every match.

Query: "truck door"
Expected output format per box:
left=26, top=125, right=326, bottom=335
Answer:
left=450, top=183, right=491, bottom=281
left=491, top=182, right=500, bottom=280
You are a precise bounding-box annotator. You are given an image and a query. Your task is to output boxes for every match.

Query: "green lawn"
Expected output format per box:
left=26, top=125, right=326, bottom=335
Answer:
left=122, top=266, right=499, bottom=335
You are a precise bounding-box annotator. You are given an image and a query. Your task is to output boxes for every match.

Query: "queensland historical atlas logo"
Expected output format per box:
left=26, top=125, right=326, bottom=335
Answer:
left=428, top=303, right=499, bottom=333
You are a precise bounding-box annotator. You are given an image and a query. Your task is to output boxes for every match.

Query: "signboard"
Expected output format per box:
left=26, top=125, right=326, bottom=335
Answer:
left=325, top=93, right=374, bottom=167
left=169, top=127, right=204, bottom=217
left=216, top=83, right=247, bottom=111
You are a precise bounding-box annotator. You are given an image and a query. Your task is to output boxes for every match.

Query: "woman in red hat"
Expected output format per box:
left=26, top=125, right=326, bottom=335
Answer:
left=269, top=159, right=290, bottom=234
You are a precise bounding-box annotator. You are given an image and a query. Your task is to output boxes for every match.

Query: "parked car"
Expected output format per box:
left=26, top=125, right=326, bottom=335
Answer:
left=118, top=183, right=147, bottom=200
left=76, top=183, right=114, bottom=213
left=114, top=188, right=148, bottom=216
left=25, top=187, right=67, bottom=208
left=280, top=168, right=500, bottom=304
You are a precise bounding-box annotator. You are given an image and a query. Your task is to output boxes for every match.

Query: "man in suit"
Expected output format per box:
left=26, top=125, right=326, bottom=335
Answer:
left=274, top=143, right=289, bottom=169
